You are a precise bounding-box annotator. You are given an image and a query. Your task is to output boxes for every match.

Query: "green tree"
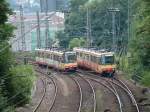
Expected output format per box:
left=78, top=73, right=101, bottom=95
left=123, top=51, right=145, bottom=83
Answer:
left=0, top=0, right=14, bottom=77
left=0, top=0, right=15, bottom=111
left=128, top=0, right=150, bottom=86
left=55, top=31, right=70, bottom=48
left=62, top=0, right=129, bottom=49
left=6, top=65, right=36, bottom=106
left=69, top=37, right=86, bottom=49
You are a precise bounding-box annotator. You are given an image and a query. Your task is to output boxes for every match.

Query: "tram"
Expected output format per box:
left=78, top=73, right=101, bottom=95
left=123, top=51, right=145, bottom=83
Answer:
left=35, top=49, right=77, bottom=72
left=74, top=48, right=116, bottom=77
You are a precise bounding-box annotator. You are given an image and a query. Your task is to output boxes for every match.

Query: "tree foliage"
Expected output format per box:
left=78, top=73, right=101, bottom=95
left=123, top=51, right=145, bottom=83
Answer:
left=55, top=31, right=70, bottom=48
left=56, top=0, right=129, bottom=50
left=129, top=0, right=150, bottom=86
left=0, top=0, right=38, bottom=111
left=0, top=0, right=15, bottom=111
left=6, top=65, right=36, bottom=106
left=69, top=38, right=86, bottom=49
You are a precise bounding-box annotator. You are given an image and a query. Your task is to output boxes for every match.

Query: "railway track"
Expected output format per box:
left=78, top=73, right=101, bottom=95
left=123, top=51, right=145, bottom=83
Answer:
left=84, top=76, right=123, bottom=112
left=69, top=73, right=96, bottom=112
left=78, top=70, right=140, bottom=112
left=114, top=78, right=140, bottom=112
left=32, top=78, right=46, bottom=112
left=33, top=65, right=139, bottom=112
left=37, top=67, right=81, bottom=112
left=34, top=69, right=58, bottom=112
left=100, top=77, right=140, bottom=112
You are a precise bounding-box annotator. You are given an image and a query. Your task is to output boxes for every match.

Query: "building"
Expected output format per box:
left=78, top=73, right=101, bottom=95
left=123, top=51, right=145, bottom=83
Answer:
left=9, top=12, right=64, bottom=51
left=40, top=0, right=69, bottom=12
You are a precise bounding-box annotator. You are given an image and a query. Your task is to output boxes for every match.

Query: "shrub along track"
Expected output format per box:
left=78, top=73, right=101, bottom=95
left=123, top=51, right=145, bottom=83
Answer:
left=15, top=77, right=46, bottom=112
left=78, top=69, right=140, bottom=112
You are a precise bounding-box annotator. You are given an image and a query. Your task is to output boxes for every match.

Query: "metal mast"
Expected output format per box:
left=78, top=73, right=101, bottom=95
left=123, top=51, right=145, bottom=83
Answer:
left=127, top=0, right=130, bottom=50
left=45, top=0, right=50, bottom=49
left=20, top=5, right=26, bottom=51
left=86, top=8, right=92, bottom=47
left=108, top=8, right=120, bottom=52
left=40, top=0, right=43, bottom=12
left=36, top=11, right=41, bottom=48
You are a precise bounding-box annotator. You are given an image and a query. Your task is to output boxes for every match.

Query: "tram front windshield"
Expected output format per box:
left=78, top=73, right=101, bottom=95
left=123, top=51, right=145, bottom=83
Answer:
left=65, top=53, right=76, bottom=63
left=100, top=55, right=114, bottom=64
left=105, top=55, right=114, bottom=64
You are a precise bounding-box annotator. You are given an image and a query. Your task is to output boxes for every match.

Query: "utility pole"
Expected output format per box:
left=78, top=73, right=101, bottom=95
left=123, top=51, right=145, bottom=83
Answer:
left=86, top=8, right=92, bottom=47
left=127, top=0, right=130, bottom=50
left=36, top=11, right=41, bottom=48
left=45, top=0, right=50, bottom=49
left=20, top=5, right=26, bottom=51
left=40, top=0, right=43, bottom=12
left=108, top=8, right=120, bottom=52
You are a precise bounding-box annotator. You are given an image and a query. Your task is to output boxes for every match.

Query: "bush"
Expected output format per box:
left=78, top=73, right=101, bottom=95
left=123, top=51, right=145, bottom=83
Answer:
left=0, top=88, right=15, bottom=112
left=69, top=37, right=86, bottom=49
left=6, top=65, right=36, bottom=106
left=141, top=71, right=150, bottom=87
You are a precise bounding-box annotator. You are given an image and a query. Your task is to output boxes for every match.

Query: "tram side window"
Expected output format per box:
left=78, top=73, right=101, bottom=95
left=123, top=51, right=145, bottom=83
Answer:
left=49, top=54, right=51, bottom=59
left=51, top=54, right=54, bottom=60
left=85, top=54, right=87, bottom=60
left=80, top=53, right=82, bottom=59
left=50, top=54, right=52, bottom=60
left=47, top=54, right=51, bottom=59
left=38, top=52, right=40, bottom=57
left=95, top=57, right=99, bottom=64
left=54, top=55, right=59, bottom=62
left=85, top=54, right=88, bottom=60
left=59, top=56, right=63, bottom=63
left=55, top=55, right=57, bottom=61
left=88, top=55, right=91, bottom=61
left=76, top=52, right=80, bottom=58
left=91, top=55, right=97, bottom=63
left=83, top=53, right=86, bottom=60
left=40, top=52, right=42, bottom=58
left=100, top=56, right=105, bottom=65
left=54, top=55, right=56, bottom=61
left=80, top=53, right=83, bottom=59
left=58, top=56, right=60, bottom=62
left=45, top=53, right=48, bottom=58
left=42, top=52, right=45, bottom=58
left=36, top=51, right=39, bottom=57
left=91, top=56, right=94, bottom=62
